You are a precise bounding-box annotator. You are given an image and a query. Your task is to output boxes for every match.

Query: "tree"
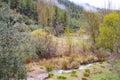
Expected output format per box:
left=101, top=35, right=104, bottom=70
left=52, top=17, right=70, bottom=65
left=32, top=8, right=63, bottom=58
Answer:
left=62, top=11, right=68, bottom=31
left=53, top=6, right=60, bottom=36
left=83, top=11, right=100, bottom=52
left=97, top=12, right=120, bottom=52
left=37, top=0, right=54, bottom=28
left=0, top=3, right=27, bottom=79
left=54, top=6, right=59, bottom=22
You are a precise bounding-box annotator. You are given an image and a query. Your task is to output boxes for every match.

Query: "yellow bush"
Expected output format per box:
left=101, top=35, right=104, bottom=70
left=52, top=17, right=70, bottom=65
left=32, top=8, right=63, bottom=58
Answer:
left=31, top=29, right=57, bottom=58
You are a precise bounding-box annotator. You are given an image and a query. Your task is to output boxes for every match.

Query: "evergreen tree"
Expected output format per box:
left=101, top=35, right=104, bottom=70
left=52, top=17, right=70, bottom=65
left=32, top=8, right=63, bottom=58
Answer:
left=62, top=11, right=68, bottom=31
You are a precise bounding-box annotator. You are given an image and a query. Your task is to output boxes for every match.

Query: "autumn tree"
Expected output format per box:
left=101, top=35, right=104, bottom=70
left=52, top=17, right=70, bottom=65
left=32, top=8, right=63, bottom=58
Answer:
left=97, top=12, right=120, bottom=52
left=37, top=0, right=54, bottom=28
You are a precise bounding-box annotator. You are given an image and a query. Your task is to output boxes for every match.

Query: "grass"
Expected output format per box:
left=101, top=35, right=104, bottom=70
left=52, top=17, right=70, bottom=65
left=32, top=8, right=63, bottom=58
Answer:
left=70, top=71, right=77, bottom=77
left=90, top=72, right=120, bottom=80
left=57, top=75, right=67, bottom=80
left=37, top=53, right=97, bottom=70
left=45, top=65, right=54, bottom=72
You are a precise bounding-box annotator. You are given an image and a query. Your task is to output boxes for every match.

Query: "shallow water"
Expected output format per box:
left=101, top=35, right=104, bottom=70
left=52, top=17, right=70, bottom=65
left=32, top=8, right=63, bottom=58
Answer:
left=39, top=63, right=93, bottom=77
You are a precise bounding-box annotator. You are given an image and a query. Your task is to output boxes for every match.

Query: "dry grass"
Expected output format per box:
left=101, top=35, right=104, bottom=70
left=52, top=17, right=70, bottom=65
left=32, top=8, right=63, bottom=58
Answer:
left=36, top=53, right=97, bottom=70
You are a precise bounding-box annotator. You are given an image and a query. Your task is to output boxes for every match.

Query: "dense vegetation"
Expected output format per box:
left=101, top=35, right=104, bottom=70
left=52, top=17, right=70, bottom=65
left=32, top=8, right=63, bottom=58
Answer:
left=0, top=0, right=120, bottom=79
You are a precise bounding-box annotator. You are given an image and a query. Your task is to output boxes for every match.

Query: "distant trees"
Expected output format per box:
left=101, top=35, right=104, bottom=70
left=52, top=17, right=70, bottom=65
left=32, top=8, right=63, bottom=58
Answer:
left=37, top=0, right=70, bottom=36
left=2, top=0, right=38, bottom=20
left=97, top=12, right=120, bottom=52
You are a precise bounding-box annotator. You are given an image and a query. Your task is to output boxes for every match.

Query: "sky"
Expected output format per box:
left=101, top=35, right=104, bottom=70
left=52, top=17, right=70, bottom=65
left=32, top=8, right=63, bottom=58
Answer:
left=69, top=0, right=120, bottom=10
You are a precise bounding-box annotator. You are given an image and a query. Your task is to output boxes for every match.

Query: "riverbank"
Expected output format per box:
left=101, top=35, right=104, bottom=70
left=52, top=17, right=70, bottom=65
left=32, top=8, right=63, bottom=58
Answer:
left=27, top=60, right=120, bottom=80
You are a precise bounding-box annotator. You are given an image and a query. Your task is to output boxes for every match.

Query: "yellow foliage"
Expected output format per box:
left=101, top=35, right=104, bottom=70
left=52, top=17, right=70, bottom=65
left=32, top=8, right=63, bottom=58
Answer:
left=31, top=29, right=54, bottom=40
left=31, top=29, right=46, bottom=37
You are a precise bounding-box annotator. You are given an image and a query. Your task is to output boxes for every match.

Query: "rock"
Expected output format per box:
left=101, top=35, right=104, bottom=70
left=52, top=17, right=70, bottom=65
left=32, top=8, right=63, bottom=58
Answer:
left=38, top=74, right=48, bottom=80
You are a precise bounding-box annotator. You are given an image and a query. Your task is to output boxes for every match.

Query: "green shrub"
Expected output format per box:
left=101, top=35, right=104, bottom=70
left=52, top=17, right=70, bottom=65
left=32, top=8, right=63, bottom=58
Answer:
left=28, top=25, right=39, bottom=31
left=98, top=71, right=103, bottom=74
left=85, top=69, right=90, bottom=73
left=48, top=73, right=54, bottom=78
left=0, top=54, right=27, bottom=79
left=84, top=73, right=90, bottom=77
left=84, top=69, right=90, bottom=77
left=0, top=2, right=4, bottom=7
left=25, top=19, right=33, bottom=25
left=82, top=77, right=88, bottom=80
left=57, top=75, right=67, bottom=79
left=99, top=62, right=103, bottom=64
left=101, top=66, right=105, bottom=68
left=71, top=71, right=77, bottom=77
left=109, top=69, right=113, bottom=71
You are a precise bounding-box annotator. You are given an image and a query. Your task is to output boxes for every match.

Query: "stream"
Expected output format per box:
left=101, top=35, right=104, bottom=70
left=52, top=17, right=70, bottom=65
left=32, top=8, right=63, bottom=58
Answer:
left=37, top=64, right=93, bottom=80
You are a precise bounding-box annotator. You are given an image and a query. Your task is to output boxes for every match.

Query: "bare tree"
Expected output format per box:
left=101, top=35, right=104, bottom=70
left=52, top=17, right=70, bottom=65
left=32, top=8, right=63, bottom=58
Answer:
left=83, top=11, right=100, bottom=52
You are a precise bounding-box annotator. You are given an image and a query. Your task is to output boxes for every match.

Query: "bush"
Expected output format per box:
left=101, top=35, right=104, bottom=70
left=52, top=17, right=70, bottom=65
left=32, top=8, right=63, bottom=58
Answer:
left=70, top=61, right=80, bottom=69
left=25, top=56, right=33, bottom=64
left=70, top=71, right=77, bottom=77
left=85, top=69, right=90, bottom=74
left=84, top=73, right=90, bottom=77
left=32, top=29, right=57, bottom=59
left=57, top=75, right=67, bottom=79
left=61, top=59, right=69, bottom=69
left=82, top=77, right=88, bottom=80
left=48, top=73, right=54, bottom=78
left=0, top=54, right=27, bottom=79
left=96, top=12, right=120, bottom=52
left=84, top=69, right=90, bottom=77
left=45, top=65, right=54, bottom=72
left=0, top=5, right=28, bottom=79
left=96, top=53, right=107, bottom=61
left=28, top=25, right=39, bottom=31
